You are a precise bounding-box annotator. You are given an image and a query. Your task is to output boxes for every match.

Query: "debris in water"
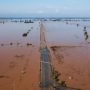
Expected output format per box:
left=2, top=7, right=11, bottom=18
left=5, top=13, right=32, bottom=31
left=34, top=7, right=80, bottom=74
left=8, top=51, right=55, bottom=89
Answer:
left=1, top=44, right=4, bottom=46
left=22, top=33, right=28, bottom=37
left=26, top=43, right=32, bottom=46
left=77, top=24, right=79, bottom=27
left=0, top=75, right=9, bottom=79
left=22, top=29, right=31, bottom=37
left=10, top=42, right=13, bottom=46
left=83, top=30, right=89, bottom=40
left=15, top=55, right=24, bottom=58
left=24, top=20, right=34, bottom=23
left=0, top=75, right=5, bottom=78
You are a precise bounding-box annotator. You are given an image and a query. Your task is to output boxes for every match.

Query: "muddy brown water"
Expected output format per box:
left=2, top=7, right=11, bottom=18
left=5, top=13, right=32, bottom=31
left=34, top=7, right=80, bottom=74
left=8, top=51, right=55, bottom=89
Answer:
left=0, top=20, right=90, bottom=90
left=0, top=21, right=40, bottom=90
left=44, top=21, right=90, bottom=90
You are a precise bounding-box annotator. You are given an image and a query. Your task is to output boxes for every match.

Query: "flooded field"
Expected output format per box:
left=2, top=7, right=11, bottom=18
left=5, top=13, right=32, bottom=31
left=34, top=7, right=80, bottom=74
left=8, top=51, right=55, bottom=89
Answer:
left=0, top=19, right=90, bottom=90
left=0, top=20, right=40, bottom=90
left=44, top=21, right=90, bottom=90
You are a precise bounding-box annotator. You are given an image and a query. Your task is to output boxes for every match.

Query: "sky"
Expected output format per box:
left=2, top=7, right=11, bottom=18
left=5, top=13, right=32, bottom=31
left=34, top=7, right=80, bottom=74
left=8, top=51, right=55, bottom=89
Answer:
left=0, top=0, right=90, bottom=17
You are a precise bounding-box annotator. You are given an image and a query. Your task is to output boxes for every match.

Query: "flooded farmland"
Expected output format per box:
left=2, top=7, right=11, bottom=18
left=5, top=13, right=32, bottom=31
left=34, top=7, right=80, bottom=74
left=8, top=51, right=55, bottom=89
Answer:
left=0, top=19, right=90, bottom=90
left=0, top=20, right=40, bottom=90
left=44, top=21, right=90, bottom=90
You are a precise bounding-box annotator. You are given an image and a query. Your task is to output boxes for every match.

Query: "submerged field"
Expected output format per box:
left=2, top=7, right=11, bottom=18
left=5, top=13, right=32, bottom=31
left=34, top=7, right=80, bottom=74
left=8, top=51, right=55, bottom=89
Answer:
left=44, top=21, right=90, bottom=90
left=0, top=19, right=90, bottom=90
left=0, top=20, right=40, bottom=90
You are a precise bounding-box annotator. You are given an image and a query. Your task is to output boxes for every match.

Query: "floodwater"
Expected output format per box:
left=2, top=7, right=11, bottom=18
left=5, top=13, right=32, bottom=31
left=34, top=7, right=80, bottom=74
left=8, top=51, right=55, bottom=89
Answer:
left=44, top=21, right=90, bottom=46
left=0, top=20, right=90, bottom=90
left=0, top=20, right=40, bottom=90
left=44, top=21, right=90, bottom=90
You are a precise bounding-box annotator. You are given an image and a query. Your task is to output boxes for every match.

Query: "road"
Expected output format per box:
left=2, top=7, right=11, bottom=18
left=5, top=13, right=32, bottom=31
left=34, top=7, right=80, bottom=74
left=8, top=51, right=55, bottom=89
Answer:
left=40, top=22, right=53, bottom=90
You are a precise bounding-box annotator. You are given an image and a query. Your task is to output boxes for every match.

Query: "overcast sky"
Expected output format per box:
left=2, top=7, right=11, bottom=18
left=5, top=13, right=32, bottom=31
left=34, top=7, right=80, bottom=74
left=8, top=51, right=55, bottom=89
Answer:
left=0, top=0, right=90, bottom=17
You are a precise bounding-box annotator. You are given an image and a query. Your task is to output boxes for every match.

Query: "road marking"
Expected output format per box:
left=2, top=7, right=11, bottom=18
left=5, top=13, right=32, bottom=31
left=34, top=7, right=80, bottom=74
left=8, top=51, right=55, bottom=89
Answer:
left=40, top=61, right=51, bottom=65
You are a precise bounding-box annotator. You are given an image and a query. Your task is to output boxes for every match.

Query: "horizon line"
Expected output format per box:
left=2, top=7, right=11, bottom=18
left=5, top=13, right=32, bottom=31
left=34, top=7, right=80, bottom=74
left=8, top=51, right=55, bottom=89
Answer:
left=0, top=16, right=90, bottom=19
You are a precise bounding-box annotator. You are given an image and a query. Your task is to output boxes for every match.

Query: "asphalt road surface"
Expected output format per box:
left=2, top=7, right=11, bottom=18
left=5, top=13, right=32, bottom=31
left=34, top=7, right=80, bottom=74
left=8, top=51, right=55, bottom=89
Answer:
left=40, top=22, right=52, bottom=89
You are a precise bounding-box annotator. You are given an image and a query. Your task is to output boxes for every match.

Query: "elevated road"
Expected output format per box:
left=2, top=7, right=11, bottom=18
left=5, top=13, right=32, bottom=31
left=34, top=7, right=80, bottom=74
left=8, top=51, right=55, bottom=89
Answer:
left=40, top=22, right=53, bottom=90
